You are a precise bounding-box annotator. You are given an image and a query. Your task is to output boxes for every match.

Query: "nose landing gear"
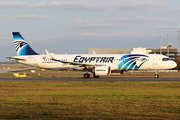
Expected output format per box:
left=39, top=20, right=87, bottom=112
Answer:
left=155, top=70, right=159, bottom=78
left=155, top=74, right=159, bottom=78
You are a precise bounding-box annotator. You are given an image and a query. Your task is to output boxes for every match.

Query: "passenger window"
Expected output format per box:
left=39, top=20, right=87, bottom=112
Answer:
left=162, top=58, right=170, bottom=61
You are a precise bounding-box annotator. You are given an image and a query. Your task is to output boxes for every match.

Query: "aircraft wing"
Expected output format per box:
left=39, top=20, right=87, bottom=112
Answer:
left=45, top=49, right=105, bottom=67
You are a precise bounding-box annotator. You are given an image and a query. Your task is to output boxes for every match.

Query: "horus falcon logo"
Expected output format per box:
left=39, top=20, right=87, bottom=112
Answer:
left=118, top=54, right=149, bottom=70
left=14, top=41, right=28, bottom=52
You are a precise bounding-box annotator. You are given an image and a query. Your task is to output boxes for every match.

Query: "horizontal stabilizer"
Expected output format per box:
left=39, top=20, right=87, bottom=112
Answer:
left=6, top=57, right=26, bottom=61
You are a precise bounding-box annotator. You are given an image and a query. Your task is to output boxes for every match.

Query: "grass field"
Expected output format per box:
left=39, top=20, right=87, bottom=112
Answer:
left=0, top=82, right=179, bottom=119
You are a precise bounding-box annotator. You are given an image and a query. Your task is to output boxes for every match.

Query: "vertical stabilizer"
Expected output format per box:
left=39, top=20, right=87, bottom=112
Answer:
left=13, top=32, right=39, bottom=56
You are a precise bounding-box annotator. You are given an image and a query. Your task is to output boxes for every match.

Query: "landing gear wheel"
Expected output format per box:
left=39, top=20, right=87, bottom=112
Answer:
left=93, top=73, right=99, bottom=78
left=155, top=74, right=159, bottom=78
left=154, top=70, right=159, bottom=78
left=84, top=73, right=90, bottom=78
left=94, top=76, right=99, bottom=78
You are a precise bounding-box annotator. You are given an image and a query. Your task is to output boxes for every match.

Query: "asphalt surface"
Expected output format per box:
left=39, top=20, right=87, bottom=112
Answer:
left=0, top=77, right=180, bottom=82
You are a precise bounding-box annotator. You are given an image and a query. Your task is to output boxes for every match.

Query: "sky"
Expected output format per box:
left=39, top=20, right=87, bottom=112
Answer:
left=1, top=0, right=180, bottom=61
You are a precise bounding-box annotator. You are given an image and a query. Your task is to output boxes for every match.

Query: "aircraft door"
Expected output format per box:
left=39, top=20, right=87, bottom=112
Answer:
left=34, top=57, right=39, bottom=67
left=152, top=56, right=158, bottom=69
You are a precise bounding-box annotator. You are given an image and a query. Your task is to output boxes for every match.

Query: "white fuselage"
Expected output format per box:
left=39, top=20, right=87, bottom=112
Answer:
left=12, top=54, right=177, bottom=71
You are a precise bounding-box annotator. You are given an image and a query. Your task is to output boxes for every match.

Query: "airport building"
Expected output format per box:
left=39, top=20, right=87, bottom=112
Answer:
left=148, top=48, right=178, bottom=59
left=88, top=45, right=178, bottom=59
left=88, top=48, right=131, bottom=54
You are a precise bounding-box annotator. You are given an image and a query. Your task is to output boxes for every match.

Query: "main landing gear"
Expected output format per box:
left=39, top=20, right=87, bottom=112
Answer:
left=93, top=73, right=99, bottom=78
left=83, top=73, right=99, bottom=78
left=84, top=73, right=90, bottom=78
left=155, top=70, right=159, bottom=78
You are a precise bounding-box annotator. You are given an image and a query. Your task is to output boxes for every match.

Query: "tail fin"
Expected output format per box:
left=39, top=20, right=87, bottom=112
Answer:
left=12, top=32, right=39, bottom=56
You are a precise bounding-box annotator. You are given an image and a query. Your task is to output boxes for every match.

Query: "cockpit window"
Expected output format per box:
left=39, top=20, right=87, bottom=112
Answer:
left=162, top=58, right=171, bottom=61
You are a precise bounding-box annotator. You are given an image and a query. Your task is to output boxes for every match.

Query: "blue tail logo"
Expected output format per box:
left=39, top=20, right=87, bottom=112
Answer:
left=13, top=32, right=39, bottom=56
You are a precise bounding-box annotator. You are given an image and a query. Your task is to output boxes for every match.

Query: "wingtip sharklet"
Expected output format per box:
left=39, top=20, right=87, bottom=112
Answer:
left=45, top=49, right=54, bottom=60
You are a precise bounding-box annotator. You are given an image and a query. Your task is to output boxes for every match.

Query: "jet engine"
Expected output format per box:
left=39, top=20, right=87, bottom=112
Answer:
left=94, top=66, right=111, bottom=76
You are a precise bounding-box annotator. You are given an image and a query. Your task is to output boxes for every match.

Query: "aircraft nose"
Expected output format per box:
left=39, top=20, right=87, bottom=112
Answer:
left=171, top=61, right=177, bottom=69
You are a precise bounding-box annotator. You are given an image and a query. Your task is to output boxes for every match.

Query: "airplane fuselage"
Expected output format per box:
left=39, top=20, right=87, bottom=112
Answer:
left=12, top=54, right=177, bottom=71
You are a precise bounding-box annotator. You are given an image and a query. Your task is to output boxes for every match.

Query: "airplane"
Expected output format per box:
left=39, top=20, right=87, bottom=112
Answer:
left=6, top=32, right=177, bottom=78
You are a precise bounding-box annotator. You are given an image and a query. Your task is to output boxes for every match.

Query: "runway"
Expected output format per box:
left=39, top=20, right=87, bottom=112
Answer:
left=0, top=77, right=180, bottom=82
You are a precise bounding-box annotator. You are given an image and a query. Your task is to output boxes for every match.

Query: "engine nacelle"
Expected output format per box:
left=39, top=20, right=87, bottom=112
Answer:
left=94, top=66, right=111, bottom=76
